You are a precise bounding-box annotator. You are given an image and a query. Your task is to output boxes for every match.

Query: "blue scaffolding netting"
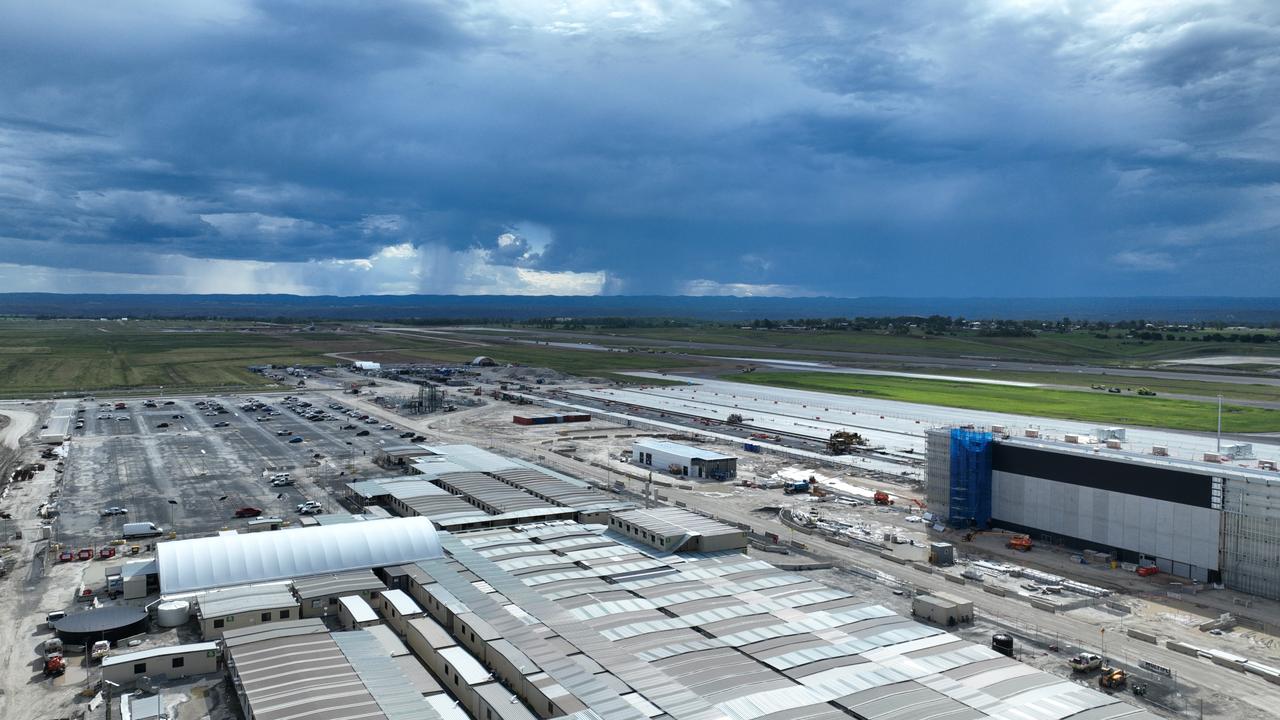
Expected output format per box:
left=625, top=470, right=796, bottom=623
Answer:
left=949, top=428, right=993, bottom=528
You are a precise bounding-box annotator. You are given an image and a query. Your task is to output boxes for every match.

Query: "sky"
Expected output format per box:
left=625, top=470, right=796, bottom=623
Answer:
left=0, top=0, right=1277, bottom=297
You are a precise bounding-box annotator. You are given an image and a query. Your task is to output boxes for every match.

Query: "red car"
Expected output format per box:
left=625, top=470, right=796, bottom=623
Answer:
left=233, top=507, right=263, bottom=518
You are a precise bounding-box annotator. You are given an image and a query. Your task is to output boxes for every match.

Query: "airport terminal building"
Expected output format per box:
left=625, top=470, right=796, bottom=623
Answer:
left=927, top=427, right=1280, bottom=599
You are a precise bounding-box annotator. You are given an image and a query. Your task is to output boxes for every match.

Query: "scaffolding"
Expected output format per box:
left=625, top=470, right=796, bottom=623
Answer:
left=948, top=428, right=993, bottom=529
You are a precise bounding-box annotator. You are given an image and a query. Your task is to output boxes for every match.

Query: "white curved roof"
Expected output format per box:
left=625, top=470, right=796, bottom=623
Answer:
left=158, top=517, right=442, bottom=595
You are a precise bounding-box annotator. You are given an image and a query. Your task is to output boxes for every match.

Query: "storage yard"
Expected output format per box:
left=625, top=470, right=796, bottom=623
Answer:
left=1, top=361, right=1280, bottom=720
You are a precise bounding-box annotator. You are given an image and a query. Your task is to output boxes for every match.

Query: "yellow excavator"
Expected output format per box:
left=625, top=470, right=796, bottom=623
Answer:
left=1099, top=667, right=1128, bottom=689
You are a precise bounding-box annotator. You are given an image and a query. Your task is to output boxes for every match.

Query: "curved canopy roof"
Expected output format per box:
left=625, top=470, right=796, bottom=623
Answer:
left=158, top=517, right=442, bottom=595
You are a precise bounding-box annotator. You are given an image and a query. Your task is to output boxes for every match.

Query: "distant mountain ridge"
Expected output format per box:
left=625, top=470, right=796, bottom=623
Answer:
left=1, top=293, right=1278, bottom=323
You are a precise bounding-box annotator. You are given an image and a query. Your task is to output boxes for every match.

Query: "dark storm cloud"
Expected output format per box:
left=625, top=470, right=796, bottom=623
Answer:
left=0, top=0, right=1277, bottom=295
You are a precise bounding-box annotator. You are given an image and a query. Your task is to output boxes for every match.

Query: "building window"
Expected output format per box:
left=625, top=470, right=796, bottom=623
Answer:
left=328, top=596, right=338, bottom=605
left=213, top=618, right=224, bottom=629
left=134, top=662, right=147, bottom=674
left=280, top=609, right=290, bottom=619
left=172, top=657, right=185, bottom=669
left=261, top=612, right=272, bottom=622
left=311, top=599, right=321, bottom=609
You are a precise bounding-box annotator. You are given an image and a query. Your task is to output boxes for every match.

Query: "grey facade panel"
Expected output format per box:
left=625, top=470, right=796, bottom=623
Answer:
left=992, top=471, right=1220, bottom=573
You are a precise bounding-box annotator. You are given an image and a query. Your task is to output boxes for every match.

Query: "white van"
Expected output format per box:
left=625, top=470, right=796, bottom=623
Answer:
left=121, top=522, right=163, bottom=539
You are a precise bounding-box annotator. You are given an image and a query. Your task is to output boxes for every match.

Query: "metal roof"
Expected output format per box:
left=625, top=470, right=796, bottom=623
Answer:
left=340, top=595, right=379, bottom=624
left=102, top=641, right=219, bottom=668
left=493, top=468, right=636, bottom=514
left=158, top=517, right=443, bottom=594
left=418, top=444, right=526, bottom=473
left=292, top=569, right=385, bottom=600
left=331, top=629, right=440, bottom=719
left=380, top=588, right=423, bottom=617
left=433, top=471, right=557, bottom=514
left=612, top=507, right=742, bottom=541
left=224, top=620, right=386, bottom=720
left=197, top=583, right=297, bottom=618
left=633, top=438, right=736, bottom=462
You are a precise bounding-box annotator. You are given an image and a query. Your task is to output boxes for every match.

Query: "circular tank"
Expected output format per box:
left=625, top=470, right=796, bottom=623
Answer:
left=991, top=633, right=1014, bottom=657
left=156, top=600, right=190, bottom=627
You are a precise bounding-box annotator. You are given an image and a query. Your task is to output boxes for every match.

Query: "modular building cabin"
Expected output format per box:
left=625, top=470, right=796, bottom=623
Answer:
left=912, top=592, right=974, bottom=627
left=338, top=595, right=380, bottom=630
left=195, top=584, right=300, bottom=640
left=374, top=588, right=426, bottom=636
left=101, top=642, right=221, bottom=688
left=608, top=507, right=747, bottom=553
left=631, top=438, right=737, bottom=479
left=292, top=569, right=387, bottom=618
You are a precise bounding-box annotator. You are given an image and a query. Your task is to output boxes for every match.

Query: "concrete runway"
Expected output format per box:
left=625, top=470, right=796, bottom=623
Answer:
left=565, top=373, right=1280, bottom=470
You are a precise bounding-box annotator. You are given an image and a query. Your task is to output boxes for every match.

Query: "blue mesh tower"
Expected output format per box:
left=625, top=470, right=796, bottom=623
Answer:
left=949, top=428, right=993, bottom=529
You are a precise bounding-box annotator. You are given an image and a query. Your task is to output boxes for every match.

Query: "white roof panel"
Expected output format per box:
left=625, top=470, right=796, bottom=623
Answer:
left=158, top=517, right=443, bottom=594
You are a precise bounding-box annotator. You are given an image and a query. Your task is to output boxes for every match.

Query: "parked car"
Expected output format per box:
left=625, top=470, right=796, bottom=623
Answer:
left=356, top=430, right=370, bottom=436
left=380, top=424, right=394, bottom=430
left=213, top=421, right=230, bottom=428
left=399, top=431, right=414, bottom=438
left=276, top=430, right=292, bottom=436
left=156, top=422, right=169, bottom=428
left=100, top=507, right=128, bottom=516
left=233, top=507, right=263, bottom=518
left=341, top=424, right=356, bottom=430
left=288, top=436, right=304, bottom=443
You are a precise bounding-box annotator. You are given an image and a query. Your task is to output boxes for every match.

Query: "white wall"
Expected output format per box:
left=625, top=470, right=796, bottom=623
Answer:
left=992, top=471, right=1220, bottom=575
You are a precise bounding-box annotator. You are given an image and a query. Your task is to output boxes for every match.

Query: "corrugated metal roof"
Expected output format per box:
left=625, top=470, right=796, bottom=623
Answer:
left=197, top=583, right=297, bottom=618
left=292, top=569, right=385, bottom=600
left=331, top=630, right=440, bottom=720
left=612, top=507, right=742, bottom=541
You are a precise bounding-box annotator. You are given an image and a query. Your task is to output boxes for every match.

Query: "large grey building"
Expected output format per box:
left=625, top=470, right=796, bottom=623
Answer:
left=927, top=427, right=1280, bottom=598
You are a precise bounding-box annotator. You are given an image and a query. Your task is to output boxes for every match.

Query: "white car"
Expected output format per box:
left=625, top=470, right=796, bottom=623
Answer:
left=296, top=500, right=321, bottom=512
left=380, top=424, right=393, bottom=430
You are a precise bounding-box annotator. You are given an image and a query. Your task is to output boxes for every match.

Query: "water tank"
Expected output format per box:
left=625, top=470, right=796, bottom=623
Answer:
left=991, top=633, right=1014, bottom=657
left=156, top=600, right=190, bottom=627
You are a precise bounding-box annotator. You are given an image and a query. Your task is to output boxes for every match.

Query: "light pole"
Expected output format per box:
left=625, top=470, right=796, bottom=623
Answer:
left=1216, top=395, right=1223, bottom=453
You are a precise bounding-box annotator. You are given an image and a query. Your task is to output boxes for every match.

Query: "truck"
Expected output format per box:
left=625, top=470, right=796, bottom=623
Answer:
left=1069, top=653, right=1102, bottom=672
left=121, top=521, right=163, bottom=539
left=783, top=480, right=811, bottom=495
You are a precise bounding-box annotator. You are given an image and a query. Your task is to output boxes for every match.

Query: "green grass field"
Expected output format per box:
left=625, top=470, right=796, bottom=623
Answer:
left=887, top=368, right=1280, bottom=403
left=728, top=371, right=1280, bottom=432
left=559, top=326, right=1280, bottom=364
left=0, top=320, right=709, bottom=397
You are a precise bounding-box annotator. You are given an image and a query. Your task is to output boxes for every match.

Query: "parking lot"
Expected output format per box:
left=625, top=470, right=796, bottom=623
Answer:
left=56, top=392, right=420, bottom=545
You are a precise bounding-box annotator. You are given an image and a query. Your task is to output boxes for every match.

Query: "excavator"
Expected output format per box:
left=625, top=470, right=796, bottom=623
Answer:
left=873, top=491, right=894, bottom=506
left=1099, top=667, right=1128, bottom=689
left=827, top=431, right=868, bottom=455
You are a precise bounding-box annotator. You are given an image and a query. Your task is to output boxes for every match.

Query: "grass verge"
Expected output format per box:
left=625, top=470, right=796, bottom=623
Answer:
left=727, top=371, right=1280, bottom=433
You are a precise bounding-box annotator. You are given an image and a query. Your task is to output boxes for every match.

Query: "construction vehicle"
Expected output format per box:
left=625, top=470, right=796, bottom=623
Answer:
left=873, top=491, right=894, bottom=506
left=910, top=498, right=926, bottom=510
left=827, top=431, right=868, bottom=455
left=43, top=655, right=66, bottom=677
left=1007, top=534, right=1033, bottom=552
left=1069, top=653, right=1102, bottom=672
left=43, top=638, right=66, bottom=677
left=784, top=481, right=811, bottom=495
left=1137, top=387, right=1157, bottom=396
left=1099, top=667, right=1128, bottom=689
left=1136, top=565, right=1158, bottom=577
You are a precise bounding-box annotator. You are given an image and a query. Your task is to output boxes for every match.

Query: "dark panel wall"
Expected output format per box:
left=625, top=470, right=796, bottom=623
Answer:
left=992, top=444, right=1213, bottom=508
